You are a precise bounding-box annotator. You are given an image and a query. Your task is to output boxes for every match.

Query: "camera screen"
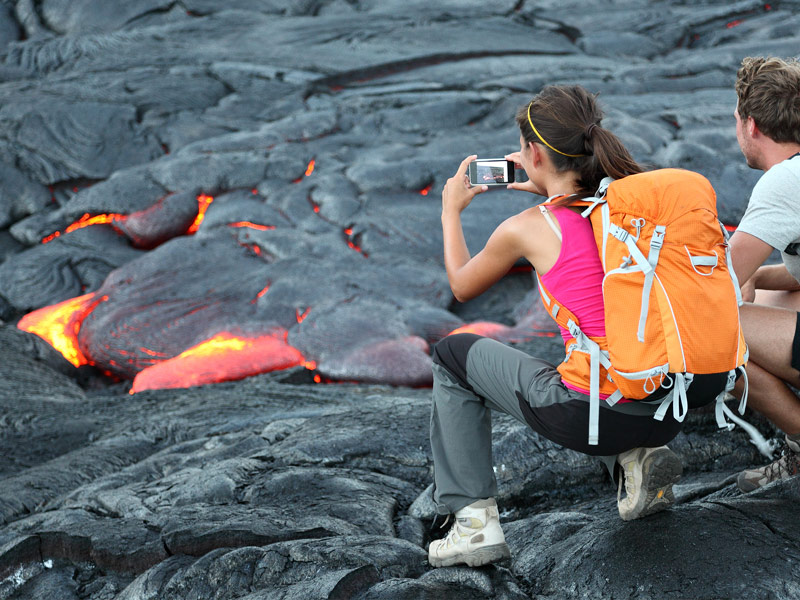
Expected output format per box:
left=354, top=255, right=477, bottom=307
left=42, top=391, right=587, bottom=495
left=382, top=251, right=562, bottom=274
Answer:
left=475, top=160, right=509, bottom=184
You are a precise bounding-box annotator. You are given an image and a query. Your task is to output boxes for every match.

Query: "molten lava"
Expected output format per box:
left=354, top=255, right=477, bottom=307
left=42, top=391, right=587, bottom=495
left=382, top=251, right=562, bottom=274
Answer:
left=41, top=194, right=216, bottom=243
left=17, top=292, right=108, bottom=367
left=446, top=321, right=558, bottom=341
left=227, top=221, right=276, bottom=231
left=130, top=330, right=311, bottom=393
left=294, top=160, right=317, bottom=183
left=343, top=228, right=368, bottom=257
left=42, top=213, right=124, bottom=243
left=186, top=194, right=214, bottom=234
left=419, top=183, right=433, bottom=196
left=447, top=321, right=511, bottom=338
left=251, top=282, right=271, bottom=303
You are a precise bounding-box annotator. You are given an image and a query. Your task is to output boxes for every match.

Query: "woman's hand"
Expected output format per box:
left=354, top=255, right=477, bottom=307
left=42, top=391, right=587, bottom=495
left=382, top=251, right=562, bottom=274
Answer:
left=504, top=152, right=545, bottom=195
left=441, top=155, right=487, bottom=217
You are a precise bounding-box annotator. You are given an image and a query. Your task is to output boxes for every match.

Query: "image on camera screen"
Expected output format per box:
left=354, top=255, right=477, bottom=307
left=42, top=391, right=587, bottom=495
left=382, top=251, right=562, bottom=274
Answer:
left=476, top=161, right=508, bottom=183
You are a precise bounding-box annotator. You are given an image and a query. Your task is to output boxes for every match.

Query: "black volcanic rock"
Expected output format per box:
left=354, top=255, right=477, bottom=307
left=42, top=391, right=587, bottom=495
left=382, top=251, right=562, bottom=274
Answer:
left=0, top=320, right=794, bottom=599
left=2, top=1, right=800, bottom=598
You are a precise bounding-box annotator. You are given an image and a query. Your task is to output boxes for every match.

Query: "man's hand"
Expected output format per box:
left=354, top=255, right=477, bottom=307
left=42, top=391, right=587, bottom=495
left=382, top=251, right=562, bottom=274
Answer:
left=441, top=155, right=487, bottom=217
left=741, top=276, right=757, bottom=302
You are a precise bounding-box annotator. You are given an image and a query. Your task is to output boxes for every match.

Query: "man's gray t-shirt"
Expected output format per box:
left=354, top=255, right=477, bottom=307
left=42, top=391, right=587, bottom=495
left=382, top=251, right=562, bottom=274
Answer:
left=737, top=153, right=800, bottom=282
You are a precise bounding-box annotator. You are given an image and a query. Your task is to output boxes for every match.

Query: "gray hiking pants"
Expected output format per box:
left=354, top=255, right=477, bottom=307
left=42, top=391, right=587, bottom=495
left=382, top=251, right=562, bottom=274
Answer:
left=430, top=333, right=685, bottom=514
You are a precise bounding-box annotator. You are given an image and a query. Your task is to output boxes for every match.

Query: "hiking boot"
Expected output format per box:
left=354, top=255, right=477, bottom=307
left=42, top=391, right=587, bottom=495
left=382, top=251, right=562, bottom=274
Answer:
left=617, top=446, right=682, bottom=521
left=427, top=498, right=511, bottom=568
left=737, top=434, right=800, bottom=493
left=428, top=512, right=454, bottom=542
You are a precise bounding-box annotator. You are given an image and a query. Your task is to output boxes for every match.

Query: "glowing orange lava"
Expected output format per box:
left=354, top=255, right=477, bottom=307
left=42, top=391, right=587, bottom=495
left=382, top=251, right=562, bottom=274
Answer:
left=17, top=292, right=108, bottom=367
left=41, top=195, right=216, bottom=243
left=305, top=159, right=316, bottom=176
left=130, top=331, right=311, bottom=393
left=346, top=239, right=364, bottom=254
left=726, top=19, right=743, bottom=28
left=43, top=213, right=124, bottom=243
left=723, top=223, right=737, bottom=232
left=296, top=307, right=311, bottom=323
left=343, top=228, right=368, bottom=257
left=446, top=321, right=557, bottom=341
left=139, top=347, right=168, bottom=358
left=227, top=221, right=276, bottom=231
left=186, top=194, right=214, bottom=234
left=252, top=282, right=271, bottom=303
left=66, top=213, right=121, bottom=232
left=447, top=321, right=511, bottom=338
left=420, top=183, right=433, bottom=196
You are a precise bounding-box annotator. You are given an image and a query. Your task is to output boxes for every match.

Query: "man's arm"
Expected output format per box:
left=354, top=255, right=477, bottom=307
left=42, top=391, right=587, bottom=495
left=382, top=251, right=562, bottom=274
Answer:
left=729, top=230, right=774, bottom=286
left=749, top=263, right=800, bottom=291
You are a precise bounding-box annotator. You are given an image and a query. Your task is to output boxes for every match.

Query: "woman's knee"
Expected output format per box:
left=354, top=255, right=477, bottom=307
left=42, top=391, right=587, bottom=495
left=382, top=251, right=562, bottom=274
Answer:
left=432, top=333, right=483, bottom=389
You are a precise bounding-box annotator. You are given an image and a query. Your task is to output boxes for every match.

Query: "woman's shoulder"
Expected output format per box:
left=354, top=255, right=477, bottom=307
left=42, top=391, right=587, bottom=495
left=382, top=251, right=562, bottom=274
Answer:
left=500, top=204, right=549, bottom=235
left=495, top=204, right=561, bottom=254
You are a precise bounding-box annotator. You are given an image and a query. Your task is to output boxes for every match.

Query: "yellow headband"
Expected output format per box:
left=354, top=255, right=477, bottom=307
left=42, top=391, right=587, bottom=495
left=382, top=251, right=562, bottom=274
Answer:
left=527, top=102, right=586, bottom=158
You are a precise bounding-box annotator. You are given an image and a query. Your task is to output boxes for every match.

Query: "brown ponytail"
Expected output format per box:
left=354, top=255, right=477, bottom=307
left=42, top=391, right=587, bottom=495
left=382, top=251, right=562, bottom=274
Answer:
left=515, top=85, right=643, bottom=205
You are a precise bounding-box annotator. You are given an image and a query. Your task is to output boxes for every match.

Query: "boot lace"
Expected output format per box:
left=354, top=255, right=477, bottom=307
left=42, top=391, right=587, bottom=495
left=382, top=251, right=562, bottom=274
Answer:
left=442, top=517, right=478, bottom=549
left=429, top=513, right=453, bottom=541
left=617, top=462, right=636, bottom=503
left=762, top=442, right=800, bottom=483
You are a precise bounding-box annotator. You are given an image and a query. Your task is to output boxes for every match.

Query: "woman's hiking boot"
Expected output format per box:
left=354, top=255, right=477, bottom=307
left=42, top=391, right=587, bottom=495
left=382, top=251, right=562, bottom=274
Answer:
left=617, top=446, right=682, bottom=521
left=427, top=498, right=510, bottom=568
left=737, top=433, right=800, bottom=492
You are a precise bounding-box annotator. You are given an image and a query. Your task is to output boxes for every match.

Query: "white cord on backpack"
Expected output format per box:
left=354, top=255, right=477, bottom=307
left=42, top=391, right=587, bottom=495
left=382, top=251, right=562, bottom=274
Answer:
left=716, top=401, right=779, bottom=459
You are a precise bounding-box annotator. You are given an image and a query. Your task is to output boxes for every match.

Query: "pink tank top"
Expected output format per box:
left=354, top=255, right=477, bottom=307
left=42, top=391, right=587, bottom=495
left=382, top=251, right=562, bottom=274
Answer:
left=538, top=206, right=607, bottom=395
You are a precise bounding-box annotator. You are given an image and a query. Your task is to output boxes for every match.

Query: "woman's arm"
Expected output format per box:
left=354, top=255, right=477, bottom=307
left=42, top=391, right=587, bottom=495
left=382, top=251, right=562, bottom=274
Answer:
left=444, top=217, right=527, bottom=302
left=441, top=156, right=529, bottom=302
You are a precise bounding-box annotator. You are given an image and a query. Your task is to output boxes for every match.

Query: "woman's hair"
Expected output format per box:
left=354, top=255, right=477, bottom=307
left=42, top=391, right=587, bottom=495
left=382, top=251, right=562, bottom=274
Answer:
left=515, top=85, right=643, bottom=204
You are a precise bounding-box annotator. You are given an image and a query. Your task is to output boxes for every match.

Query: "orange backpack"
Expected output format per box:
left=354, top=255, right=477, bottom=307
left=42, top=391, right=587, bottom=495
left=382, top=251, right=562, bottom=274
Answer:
left=537, top=168, right=748, bottom=445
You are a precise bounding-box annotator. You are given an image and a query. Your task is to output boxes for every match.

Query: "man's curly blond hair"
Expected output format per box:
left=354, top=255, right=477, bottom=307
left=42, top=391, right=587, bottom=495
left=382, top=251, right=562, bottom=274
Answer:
left=735, top=56, right=800, bottom=145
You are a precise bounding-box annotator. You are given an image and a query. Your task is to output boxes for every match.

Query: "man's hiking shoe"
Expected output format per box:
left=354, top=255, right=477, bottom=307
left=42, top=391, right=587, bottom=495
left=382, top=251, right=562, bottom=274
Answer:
left=427, top=498, right=510, bottom=568
left=617, top=446, right=682, bottom=521
left=737, top=434, right=800, bottom=493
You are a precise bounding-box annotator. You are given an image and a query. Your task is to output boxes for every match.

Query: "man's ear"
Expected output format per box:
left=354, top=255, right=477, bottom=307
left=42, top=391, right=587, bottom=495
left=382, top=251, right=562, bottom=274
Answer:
left=747, top=116, right=759, bottom=137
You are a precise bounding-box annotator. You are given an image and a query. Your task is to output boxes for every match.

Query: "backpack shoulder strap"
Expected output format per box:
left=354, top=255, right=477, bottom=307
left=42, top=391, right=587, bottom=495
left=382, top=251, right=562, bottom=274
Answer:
left=579, top=176, right=615, bottom=218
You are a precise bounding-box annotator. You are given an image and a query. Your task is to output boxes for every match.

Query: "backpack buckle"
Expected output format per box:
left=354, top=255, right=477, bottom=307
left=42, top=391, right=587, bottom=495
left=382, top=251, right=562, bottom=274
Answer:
left=610, top=224, right=629, bottom=243
left=650, top=227, right=665, bottom=249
